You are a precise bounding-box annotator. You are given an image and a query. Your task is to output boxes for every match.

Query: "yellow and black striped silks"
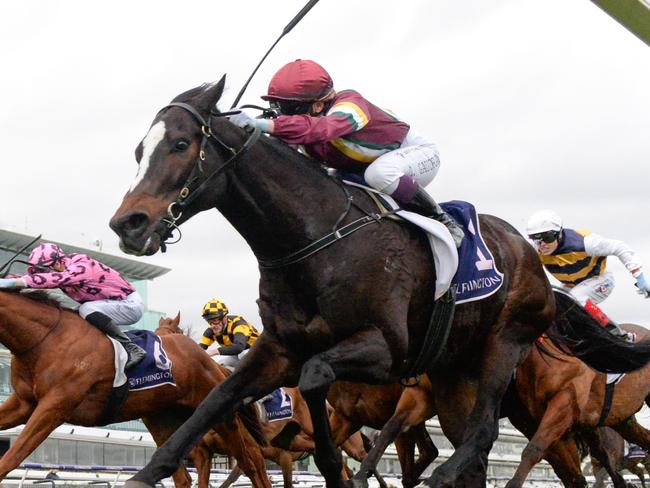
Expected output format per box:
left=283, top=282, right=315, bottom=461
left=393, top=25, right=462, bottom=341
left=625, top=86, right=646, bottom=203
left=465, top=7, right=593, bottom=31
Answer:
left=539, top=229, right=607, bottom=287
left=200, top=315, right=260, bottom=349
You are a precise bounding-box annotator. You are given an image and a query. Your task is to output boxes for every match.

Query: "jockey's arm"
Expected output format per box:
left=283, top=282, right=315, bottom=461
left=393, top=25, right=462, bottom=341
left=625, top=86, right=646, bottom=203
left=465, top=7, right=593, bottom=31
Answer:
left=584, top=233, right=643, bottom=278
left=217, top=333, right=247, bottom=356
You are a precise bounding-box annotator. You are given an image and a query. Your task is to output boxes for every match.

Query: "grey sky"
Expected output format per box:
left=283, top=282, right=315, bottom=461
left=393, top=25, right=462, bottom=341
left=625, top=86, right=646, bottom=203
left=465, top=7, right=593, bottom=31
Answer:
left=1, top=0, right=648, bottom=338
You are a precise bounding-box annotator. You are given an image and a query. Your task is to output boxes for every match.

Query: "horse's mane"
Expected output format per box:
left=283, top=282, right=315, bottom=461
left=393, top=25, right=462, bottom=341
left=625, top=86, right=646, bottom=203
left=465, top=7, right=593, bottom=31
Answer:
left=20, top=290, right=64, bottom=308
left=172, top=83, right=213, bottom=104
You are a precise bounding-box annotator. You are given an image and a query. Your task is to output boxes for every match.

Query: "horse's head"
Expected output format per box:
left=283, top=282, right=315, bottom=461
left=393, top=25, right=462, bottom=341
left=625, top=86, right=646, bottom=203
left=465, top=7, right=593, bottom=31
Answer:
left=110, top=76, right=250, bottom=256
left=156, top=311, right=183, bottom=335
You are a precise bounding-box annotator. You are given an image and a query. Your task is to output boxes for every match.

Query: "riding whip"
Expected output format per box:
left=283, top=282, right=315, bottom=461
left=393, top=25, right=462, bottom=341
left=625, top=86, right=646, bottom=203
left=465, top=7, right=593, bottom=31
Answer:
left=0, top=234, right=41, bottom=277
left=230, top=0, right=320, bottom=109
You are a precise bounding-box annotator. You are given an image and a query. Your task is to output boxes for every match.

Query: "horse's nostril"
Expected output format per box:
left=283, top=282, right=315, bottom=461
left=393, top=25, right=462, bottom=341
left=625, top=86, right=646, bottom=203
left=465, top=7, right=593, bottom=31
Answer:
left=114, top=212, right=151, bottom=236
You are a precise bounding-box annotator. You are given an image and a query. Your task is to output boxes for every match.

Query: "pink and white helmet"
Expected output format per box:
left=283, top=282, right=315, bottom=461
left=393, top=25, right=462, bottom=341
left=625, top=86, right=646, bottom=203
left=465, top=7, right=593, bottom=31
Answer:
left=27, top=243, right=66, bottom=273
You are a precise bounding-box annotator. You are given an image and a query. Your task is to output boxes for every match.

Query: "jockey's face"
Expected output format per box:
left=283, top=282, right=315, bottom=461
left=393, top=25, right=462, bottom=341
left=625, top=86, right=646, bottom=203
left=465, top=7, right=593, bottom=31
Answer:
left=536, top=238, right=559, bottom=255
left=208, top=316, right=226, bottom=334
left=51, top=262, right=65, bottom=272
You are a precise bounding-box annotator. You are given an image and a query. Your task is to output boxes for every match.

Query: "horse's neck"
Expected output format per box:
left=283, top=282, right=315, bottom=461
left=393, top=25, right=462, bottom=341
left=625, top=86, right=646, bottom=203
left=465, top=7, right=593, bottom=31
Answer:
left=217, top=140, right=352, bottom=260
left=0, top=292, right=56, bottom=354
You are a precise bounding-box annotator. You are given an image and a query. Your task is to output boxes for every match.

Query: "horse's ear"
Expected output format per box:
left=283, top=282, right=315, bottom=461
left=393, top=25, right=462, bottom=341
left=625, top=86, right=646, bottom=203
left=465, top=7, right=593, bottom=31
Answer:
left=199, top=75, right=226, bottom=112
left=174, top=311, right=180, bottom=326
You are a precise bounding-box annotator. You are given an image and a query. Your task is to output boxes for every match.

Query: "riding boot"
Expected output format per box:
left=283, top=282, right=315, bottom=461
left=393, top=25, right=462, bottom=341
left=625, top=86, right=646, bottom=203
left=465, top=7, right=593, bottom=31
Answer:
left=408, top=188, right=465, bottom=248
left=584, top=300, right=632, bottom=341
left=85, top=311, right=147, bottom=369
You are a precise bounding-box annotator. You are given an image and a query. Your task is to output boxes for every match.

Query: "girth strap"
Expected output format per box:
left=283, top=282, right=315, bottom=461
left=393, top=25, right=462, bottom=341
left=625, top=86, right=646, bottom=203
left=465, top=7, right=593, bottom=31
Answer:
left=598, top=380, right=616, bottom=426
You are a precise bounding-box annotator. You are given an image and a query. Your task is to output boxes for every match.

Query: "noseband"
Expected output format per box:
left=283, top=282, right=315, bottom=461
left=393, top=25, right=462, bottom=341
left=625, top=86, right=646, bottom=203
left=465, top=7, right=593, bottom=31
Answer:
left=153, top=102, right=261, bottom=251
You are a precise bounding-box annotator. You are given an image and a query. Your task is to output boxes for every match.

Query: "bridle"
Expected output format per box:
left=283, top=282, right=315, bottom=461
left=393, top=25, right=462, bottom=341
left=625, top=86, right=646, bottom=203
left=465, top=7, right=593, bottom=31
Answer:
left=151, top=101, right=395, bottom=266
left=152, top=102, right=261, bottom=252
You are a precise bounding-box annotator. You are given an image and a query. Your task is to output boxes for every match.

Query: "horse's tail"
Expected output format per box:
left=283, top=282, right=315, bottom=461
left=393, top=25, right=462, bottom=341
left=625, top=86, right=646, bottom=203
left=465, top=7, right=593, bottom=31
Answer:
left=237, top=402, right=268, bottom=447
left=546, top=288, right=650, bottom=373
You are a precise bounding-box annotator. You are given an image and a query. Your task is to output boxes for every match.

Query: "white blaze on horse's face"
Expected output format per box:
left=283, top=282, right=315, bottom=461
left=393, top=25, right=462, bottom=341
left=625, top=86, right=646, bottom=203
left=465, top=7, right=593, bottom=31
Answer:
left=129, top=121, right=167, bottom=193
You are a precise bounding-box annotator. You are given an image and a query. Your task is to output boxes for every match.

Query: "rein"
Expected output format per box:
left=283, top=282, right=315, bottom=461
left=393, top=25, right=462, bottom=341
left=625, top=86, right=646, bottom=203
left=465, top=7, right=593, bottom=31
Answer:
left=153, top=102, right=261, bottom=251
left=155, top=102, right=397, bottom=267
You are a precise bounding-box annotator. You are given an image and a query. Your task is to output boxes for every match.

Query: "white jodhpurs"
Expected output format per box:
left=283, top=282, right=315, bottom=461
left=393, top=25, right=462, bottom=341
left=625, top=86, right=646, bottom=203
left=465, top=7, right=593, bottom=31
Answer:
left=78, top=291, right=145, bottom=326
left=568, top=272, right=615, bottom=306
left=211, top=348, right=249, bottom=371
left=363, top=128, right=440, bottom=194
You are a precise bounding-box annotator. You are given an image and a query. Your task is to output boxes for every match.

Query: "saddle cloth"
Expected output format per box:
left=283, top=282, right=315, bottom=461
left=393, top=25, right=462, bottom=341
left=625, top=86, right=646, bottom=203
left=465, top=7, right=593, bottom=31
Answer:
left=343, top=181, right=503, bottom=303
left=257, top=388, right=294, bottom=423
left=109, top=330, right=175, bottom=390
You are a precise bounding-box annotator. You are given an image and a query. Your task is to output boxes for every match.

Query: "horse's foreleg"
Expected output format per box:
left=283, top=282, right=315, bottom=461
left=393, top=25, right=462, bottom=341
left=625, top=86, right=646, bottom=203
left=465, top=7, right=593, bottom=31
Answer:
left=0, top=399, right=65, bottom=479
left=614, top=416, right=650, bottom=452
left=0, top=394, right=34, bottom=430
left=625, top=460, right=647, bottom=488
left=126, top=336, right=295, bottom=488
left=300, top=328, right=395, bottom=488
left=505, top=388, right=578, bottom=488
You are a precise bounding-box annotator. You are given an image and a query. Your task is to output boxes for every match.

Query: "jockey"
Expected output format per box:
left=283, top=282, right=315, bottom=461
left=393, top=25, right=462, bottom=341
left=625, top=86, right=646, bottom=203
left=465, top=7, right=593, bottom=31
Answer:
left=229, top=59, right=464, bottom=247
left=526, top=210, right=650, bottom=338
left=199, top=298, right=260, bottom=370
left=0, top=243, right=146, bottom=369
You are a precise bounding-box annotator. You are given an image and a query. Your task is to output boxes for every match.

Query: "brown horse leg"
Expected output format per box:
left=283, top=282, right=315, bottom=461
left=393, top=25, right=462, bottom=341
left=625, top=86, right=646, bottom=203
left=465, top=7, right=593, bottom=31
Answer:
left=615, top=417, right=650, bottom=452
left=219, top=463, right=243, bottom=488
left=624, top=459, right=647, bottom=488
left=275, top=450, right=294, bottom=488
left=0, top=394, right=34, bottom=430
left=142, top=415, right=193, bottom=488
left=505, top=388, right=578, bottom=488
left=353, top=378, right=434, bottom=485
left=215, top=419, right=272, bottom=488
left=189, top=441, right=214, bottom=488
left=584, top=428, right=628, bottom=488
left=0, top=400, right=65, bottom=479
left=398, top=424, right=438, bottom=488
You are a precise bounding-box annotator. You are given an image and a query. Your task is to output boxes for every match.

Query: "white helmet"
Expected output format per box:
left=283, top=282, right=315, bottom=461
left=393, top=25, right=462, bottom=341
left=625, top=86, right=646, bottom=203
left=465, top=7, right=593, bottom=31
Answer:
left=526, top=209, right=563, bottom=236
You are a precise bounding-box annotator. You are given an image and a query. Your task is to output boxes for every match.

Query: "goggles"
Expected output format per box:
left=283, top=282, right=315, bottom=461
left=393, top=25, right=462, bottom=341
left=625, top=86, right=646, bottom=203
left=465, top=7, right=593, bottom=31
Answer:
left=270, top=100, right=313, bottom=116
left=528, top=231, right=559, bottom=244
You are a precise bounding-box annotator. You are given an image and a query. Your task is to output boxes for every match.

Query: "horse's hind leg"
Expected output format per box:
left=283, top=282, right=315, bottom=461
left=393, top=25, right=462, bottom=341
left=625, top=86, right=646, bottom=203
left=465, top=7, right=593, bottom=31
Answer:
left=0, top=398, right=65, bottom=479
left=614, top=417, right=650, bottom=452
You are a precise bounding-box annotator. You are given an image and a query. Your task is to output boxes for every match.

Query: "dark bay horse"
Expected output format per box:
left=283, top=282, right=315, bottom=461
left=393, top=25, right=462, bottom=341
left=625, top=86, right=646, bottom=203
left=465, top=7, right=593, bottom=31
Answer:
left=0, top=290, right=269, bottom=488
left=109, top=78, right=650, bottom=488
left=508, top=319, right=650, bottom=488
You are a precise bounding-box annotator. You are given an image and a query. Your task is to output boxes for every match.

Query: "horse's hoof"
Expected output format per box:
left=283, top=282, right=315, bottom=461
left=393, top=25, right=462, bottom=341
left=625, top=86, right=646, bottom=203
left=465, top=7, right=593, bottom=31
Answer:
left=344, top=478, right=369, bottom=488
left=123, top=481, right=155, bottom=488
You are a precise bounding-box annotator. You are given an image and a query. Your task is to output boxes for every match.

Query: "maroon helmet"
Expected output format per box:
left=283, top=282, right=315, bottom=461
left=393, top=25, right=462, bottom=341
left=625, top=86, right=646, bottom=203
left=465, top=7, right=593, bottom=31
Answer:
left=262, top=59, right=334, bottom=103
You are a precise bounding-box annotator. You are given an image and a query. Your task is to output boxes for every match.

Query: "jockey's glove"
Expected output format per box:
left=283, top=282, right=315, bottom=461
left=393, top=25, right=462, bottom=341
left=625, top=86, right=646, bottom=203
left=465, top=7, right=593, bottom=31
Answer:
left=229, top=110, right=272, bottom=133
left=635, top=272, right=650, bottom=298
left=0, top=278, right=18, bottom=289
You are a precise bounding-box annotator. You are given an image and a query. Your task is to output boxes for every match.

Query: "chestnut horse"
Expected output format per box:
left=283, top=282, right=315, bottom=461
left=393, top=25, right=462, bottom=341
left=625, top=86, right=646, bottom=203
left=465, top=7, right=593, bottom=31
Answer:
left=109, top=78, right=650, bottom=488
left=327, top=381, right=437, bottom=488
left=0, top=290, right=269, bottom=488
left=508, top=316, right=650, bottom=488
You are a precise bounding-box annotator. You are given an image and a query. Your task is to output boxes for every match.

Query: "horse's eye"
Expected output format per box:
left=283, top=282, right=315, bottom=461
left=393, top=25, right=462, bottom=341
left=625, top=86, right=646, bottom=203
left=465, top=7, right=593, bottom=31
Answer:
left=172, top=140, right=190, bottom=153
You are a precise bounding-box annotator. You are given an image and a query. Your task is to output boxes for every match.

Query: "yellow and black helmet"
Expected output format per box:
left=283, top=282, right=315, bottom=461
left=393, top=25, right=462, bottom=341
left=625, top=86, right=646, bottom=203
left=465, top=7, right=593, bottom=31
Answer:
left=201, top=298, right=228, bottom=321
